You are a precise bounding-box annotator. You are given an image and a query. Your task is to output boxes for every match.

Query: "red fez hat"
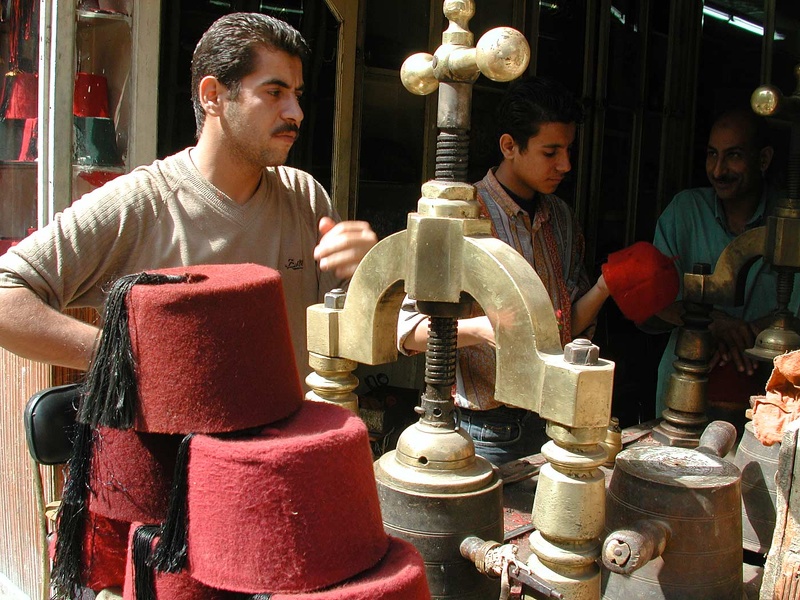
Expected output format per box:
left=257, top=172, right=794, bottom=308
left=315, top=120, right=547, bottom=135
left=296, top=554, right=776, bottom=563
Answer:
left=79, top=264, right=303, bottom=433
left=152, top=401, right=389, bottom=594
left=88, top=427, right=183, bottom=523
left=124, top=524, right=229, bottom=600
left=1, top=70, right=37, bottom=119
left=73, top=72, right=111, bottom=118
left=126, top=528, right=429, bottom=600
left=601, top=241, right=679, bottom=324
left=270, top=538, right=431, bottom=600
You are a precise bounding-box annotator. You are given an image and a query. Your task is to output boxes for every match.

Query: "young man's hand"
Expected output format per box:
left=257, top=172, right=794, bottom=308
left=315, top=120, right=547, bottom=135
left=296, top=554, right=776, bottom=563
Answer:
left=314, top=217, right=378, bottom=279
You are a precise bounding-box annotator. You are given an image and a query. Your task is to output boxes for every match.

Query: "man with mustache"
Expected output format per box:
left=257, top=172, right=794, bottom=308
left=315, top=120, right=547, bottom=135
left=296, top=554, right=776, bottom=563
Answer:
left=399, top=76, right=610, bottom=465
left=651, top=107, right=800, bottom=419
left=0, top=13, right=377, bottom=384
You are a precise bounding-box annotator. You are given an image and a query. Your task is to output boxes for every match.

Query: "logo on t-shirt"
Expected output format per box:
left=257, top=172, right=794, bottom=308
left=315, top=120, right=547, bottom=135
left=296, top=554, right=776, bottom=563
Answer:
left=285, top=258, right=303, bottom=270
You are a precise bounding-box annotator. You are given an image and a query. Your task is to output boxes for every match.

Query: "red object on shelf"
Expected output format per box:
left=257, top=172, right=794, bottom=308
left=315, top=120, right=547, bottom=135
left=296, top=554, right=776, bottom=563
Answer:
left=0, top=239, right=22, bottom=255
left=1, top=70, right=38, bottom=120
left=73, top=72, right=111, bottom=118
left=18, top=117, right=37, bottom=161
left=78, top=169, right=123, bottom=188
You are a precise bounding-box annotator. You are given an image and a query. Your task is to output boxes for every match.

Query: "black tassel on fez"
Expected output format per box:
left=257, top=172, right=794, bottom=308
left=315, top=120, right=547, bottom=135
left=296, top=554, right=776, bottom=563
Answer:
left=50, top=421, right=94, bottom=600
left=151, top=433, right=195, bottom=573
left=78, top=272, right=187, bottom=429
left=133, top=525, right=161, bottom=600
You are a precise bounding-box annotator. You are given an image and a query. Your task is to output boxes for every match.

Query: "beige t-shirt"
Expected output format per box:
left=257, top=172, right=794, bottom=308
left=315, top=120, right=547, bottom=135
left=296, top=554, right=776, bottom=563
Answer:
left=0, top=149, right=345, bottom=383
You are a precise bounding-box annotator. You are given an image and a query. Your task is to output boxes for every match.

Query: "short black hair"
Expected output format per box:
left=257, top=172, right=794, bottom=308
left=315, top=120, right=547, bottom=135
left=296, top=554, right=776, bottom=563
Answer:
left=191, top=12, right=310, bottom=136
left=711, top=107, right=772, bottom=151
left=495, top=76, right=584, bottom=151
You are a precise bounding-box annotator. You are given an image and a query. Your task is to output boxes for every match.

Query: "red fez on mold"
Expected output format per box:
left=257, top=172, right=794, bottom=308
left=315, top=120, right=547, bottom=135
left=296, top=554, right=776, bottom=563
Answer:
left=185, top=401, right=389, bottom=594
left=601, top=241, right=679, bottom=324
left=126, top=263, right=303, bottom=433
left=88, top=427, right=183, bottom=523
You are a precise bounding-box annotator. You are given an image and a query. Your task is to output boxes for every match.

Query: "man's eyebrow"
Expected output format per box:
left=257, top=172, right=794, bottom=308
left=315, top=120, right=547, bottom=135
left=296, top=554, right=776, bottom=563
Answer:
left=707, top=144, right=747, bottom=152
left=261, top=78, right=305, bottom=93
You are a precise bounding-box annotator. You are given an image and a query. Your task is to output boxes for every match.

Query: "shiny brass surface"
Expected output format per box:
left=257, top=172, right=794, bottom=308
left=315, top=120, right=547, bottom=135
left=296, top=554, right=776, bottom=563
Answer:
left=304, top=352, right=359, bottom=412
left=528, top=433, right=608, bottom=600
left=682, top=227, right=766, bottom=306
left=746, top=312, right=800, bottom=362
left=600, top=417, right=622, bottom=468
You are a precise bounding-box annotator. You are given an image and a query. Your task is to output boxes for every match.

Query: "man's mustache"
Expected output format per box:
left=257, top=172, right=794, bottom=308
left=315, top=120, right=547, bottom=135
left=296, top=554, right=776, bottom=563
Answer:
left=712, top=175, right=738, bottom=185
left=272, top=124, right=300, bottom=136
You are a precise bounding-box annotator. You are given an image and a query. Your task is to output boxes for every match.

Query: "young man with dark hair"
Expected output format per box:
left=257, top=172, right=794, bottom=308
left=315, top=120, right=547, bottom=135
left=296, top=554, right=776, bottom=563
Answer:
left=0, top=13, right=377, bottom=383
left=399, top=76, right=610, bottom=465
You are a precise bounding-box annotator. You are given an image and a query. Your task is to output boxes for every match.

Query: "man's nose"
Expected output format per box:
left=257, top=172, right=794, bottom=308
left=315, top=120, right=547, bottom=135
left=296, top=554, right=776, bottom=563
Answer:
left=557, top=152, right=572, bottom=173
left=709, top=157, right=725, bottom=178
left=284, top=96, right=304, bottom=126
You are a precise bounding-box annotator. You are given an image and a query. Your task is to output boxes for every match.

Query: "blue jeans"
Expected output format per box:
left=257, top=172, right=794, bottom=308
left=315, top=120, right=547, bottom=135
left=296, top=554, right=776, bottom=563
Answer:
left=458, top=406, right=549, bottom=467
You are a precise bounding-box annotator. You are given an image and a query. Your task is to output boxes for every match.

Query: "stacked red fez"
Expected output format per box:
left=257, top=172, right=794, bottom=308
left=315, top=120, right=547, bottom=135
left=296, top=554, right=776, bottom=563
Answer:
left=601, top=241, right=680, bottom=324
left=51, top=263, right=430, bottom=600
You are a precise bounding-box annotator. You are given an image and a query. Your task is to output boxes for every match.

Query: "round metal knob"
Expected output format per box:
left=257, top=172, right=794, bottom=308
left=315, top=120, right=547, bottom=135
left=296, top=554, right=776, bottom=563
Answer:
left=401, top=52, right=439, bottom=95
left=476, top=27, right=530, bottom=82
left=751, top=85, right=781, bottom=116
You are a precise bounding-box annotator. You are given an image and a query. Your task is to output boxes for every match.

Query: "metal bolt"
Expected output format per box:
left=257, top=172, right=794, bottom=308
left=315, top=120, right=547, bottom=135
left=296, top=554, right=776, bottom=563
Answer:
left=563, top=338, right=599, bottom=365
left=324, top=288, right=347, bottom=309
left=604, top=539, right=631, bottom=566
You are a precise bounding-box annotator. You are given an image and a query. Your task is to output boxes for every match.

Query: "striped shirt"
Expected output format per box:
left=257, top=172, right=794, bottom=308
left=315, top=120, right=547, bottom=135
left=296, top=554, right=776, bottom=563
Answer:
left=399, top=168, right=593, bottom=411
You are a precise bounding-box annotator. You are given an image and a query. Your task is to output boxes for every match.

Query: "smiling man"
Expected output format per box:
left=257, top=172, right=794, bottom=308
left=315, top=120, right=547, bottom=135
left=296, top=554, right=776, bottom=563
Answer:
left=0, top=13, right=377, bottom=384
left=399, top=76, right=610, bottom=465
left=651, top=107, right=800, bottom=419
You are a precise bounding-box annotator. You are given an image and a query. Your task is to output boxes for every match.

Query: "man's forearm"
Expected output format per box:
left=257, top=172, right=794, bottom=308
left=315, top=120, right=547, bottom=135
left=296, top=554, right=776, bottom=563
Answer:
left=571, top=279, right=610, bottom=338
left=402, top=316, right=494, bottom=353
left=0, top=287, right=98, bottom=370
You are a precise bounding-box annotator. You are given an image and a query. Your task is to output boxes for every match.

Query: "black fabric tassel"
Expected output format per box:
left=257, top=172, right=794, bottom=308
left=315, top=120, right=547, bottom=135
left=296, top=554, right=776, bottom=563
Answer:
left=150, top=433, right=195, bottom=573
left=132, top=525, right=160, bottom=600
left=78, top=272, right=187, bottom=429
left=50, top=422, right=94, bottom=600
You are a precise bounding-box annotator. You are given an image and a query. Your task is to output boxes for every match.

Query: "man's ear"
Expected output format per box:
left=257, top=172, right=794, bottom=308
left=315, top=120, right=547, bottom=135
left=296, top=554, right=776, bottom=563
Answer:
left=499, top=133, right=518, bottom=160
left=198, top=76, right=227, bottom=117
left=759, top=145, right=774, bottom=174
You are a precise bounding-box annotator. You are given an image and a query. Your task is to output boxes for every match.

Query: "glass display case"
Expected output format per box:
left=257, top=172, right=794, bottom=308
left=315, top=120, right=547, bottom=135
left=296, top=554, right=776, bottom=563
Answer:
left=0, top=1, right=160, bottom=596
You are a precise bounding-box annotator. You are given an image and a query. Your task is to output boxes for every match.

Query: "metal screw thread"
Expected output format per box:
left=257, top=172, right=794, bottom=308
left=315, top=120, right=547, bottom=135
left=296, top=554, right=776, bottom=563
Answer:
left=776, top=270, right=794, bottom=311
left=416, top=316, right=458, bottom=427
left=425, top=316, right=458, bottom=387
left=787, top=124, right=800, bottom=202
left=435, top=130, right=470, bottom=182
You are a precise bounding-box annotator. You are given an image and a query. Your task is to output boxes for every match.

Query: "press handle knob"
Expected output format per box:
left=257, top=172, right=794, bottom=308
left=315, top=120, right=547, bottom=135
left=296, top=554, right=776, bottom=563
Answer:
left=602, top=520, right=671, bottom=575
left=751, top=65, right=800, bottom=119
left=697, top=420, right=738, bottom=458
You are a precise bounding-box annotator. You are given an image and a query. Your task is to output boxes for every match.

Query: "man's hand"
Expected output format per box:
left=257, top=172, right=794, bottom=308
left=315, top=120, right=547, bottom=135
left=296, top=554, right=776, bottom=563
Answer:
left=708, top=311, right=760, bottom=375
left=314, top=217, right=378, bottom=279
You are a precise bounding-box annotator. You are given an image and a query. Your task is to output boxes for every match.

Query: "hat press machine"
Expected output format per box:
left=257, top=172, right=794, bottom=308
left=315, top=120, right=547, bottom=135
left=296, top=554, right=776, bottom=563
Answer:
left=305, top=0, right=799, bottom=595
